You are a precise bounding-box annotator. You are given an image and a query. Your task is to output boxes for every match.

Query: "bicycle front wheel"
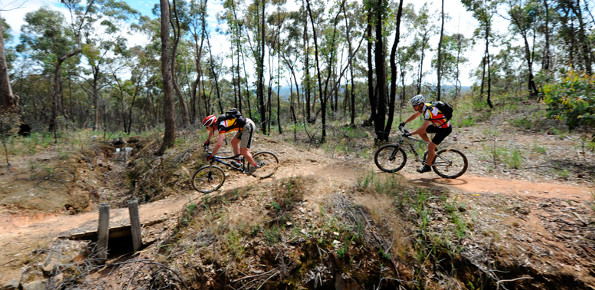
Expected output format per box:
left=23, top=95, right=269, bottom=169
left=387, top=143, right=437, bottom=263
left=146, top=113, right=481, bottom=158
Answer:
left=374, top=144, right=407, bottom=173
left=431, top=149, right=468, bottom=179
left=250, top=151, right=279, bottom=178
left=191, top=165, right=226, bottom=193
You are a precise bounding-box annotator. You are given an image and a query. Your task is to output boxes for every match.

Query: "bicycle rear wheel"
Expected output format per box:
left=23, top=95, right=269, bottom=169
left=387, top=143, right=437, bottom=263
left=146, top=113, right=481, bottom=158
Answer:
left=374, top=144, right=407, bottom=173
left=431, top=149, right=468, bottom=179
left=250, top=151, right=279, bottom=178
left=191, top=165, right=225, bottom=193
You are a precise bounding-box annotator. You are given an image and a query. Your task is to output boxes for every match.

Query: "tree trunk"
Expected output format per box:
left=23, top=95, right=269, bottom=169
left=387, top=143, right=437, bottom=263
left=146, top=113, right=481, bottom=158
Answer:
left=158, top=0, right=177, bottom=156
left=385, top=0, right=404, bottom=139
left=240, top=44, right=253, bottom=118
left=190, top=0, right=208, bottom=123
left=373, top=0, right=388, bottom=142
left=542, top=0, right=551, bottom=71
left=367, top=8, right=376, bottom=126
left=303, top=0, right=311, bottom=124
left=276, top=36, right=282, bottom=134
left=0, top=22, right=16, bottom=111
left=342, top=1, right=356, bottom=126
left=49, top=49, right=82, bottom=137
left=436, top=0, right=445, bottom=100
left=126, top=68, right=146, bottom=133
left=92, top=66, right=100, bottom=131
left=257, top=0, right=267, bottom=134
left=416, top=31, right=428, bottom=95
left=170, top=0, right=190, bottom=128
left=572, top=0, right=592, bottom=74
left=484, top=21, right=493, bottom=109
left=306, top=0, right=327, bottom=142
left=455, top=35, right=462, bottom=98
left=205, top=32, right=223, bottom=114
left=229, top=0, right=244, bottom=114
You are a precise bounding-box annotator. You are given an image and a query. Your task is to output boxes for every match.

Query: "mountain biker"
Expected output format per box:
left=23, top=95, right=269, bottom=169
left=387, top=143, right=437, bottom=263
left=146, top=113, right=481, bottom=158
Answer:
left=400, top=94, right=452, bottom=173
left=202, top=112, right=259, bottom=171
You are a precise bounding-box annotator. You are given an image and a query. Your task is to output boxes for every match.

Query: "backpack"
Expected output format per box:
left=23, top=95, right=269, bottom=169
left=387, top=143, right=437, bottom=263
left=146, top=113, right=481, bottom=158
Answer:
left=221, top=108, right=246, bottom=123
left=225, top=108, right=242, bottom=119
left=426, top=101, right=453, bottom=121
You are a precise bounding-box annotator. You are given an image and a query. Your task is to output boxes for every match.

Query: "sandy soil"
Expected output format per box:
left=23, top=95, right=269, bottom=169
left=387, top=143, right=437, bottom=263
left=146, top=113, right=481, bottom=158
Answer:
left=0, top=125, right=593, bottom=288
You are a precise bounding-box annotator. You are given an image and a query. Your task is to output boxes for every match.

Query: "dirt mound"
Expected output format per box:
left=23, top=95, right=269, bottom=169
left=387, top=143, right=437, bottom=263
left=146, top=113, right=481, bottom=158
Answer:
left=0, top=128, right=593, bottom=289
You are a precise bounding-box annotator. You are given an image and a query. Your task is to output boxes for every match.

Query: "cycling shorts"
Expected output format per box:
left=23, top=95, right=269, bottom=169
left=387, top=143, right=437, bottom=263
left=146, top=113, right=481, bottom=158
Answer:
left=426, top=125, right=452, bottom=145
left=233, top=119, right=255, bottom=149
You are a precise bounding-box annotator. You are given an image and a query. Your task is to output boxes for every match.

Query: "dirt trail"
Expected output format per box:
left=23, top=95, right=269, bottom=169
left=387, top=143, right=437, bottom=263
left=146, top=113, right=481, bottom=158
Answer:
left=1, top=146, right=593, bottom=287
left=1, top=160, right=591, bottom=238
left=404, top=173, right=593, bottom=201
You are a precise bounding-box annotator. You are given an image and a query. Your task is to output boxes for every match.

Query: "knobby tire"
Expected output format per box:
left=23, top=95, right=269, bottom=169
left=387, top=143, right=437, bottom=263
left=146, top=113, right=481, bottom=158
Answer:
left=191, top=165, right=226, bottom=193
left=374, top=144, right=407, bottom=173
left=430, top=149, right=468, bottom=179
left=250, top=151, right=279, bottom=178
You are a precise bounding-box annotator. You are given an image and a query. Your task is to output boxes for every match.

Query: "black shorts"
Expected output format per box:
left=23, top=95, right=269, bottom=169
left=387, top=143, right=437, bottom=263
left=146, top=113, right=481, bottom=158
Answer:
left=426, top=125, right=452, bottom=145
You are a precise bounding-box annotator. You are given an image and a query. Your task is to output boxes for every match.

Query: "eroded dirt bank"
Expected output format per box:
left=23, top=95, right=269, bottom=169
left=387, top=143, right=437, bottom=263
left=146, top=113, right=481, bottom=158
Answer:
left=0, top=129, right=593, bottom=289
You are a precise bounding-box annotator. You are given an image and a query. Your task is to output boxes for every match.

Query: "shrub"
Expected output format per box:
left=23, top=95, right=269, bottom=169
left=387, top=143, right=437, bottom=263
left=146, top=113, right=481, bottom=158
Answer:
left=542, top=71, right=594, bottom=130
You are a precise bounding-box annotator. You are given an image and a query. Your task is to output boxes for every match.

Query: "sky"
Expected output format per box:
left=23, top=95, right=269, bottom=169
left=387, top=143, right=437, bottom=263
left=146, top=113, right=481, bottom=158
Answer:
left=1, top=0, right=487, bottom=87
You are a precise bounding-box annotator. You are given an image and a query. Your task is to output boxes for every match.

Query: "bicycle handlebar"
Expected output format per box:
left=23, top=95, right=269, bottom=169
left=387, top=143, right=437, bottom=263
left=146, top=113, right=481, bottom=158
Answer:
left=398, top=125, right=411, bottom=137
left=203, top=145, right=242, bottom=162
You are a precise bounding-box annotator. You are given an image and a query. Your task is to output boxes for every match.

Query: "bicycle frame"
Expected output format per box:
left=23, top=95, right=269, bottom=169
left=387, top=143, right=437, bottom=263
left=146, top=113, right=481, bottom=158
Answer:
left=374, top=126, right=467, bottom=178
left=396, top=126, right=448, bottom=167
left=205, top=145, right=247, bottom=173
left=395, top=135, right=429, bottom=164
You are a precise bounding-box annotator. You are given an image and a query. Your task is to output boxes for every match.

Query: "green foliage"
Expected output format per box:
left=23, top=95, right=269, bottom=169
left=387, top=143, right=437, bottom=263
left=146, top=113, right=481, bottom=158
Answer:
left=512, top=117, right=532, bottom=130
left=553, top=168, right=570, bottom=180
left=0, top=110, right=22, bottom=165
left=482, top=145, right=524, bottom=169
left=357, top=170, right=401, bottom=195
left=532, top=145, right=546, bottom=154
left=225, top=229, right=245, bottom=260
left=542, top=71, right=595, bottom=130
left=264, top=225, right=282, bottom=245
left=459, top=116, right=476, bottom=127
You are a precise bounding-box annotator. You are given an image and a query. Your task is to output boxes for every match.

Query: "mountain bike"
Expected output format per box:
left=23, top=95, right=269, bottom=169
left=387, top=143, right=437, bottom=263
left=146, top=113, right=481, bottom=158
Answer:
left=374, top=126, right=468, bottom=179
left=191, top=145, right=279, bottom=193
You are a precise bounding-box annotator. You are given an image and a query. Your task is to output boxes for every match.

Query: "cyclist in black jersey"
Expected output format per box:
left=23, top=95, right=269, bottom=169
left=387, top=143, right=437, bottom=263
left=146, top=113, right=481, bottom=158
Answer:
left=202, top=113, right=259, bottom=170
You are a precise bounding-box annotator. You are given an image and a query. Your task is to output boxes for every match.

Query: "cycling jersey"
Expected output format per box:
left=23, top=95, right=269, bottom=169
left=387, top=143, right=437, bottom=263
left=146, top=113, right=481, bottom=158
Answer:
left=216, top=116, right=247, bottom=135
left=423, top=102, right=451, bottom=129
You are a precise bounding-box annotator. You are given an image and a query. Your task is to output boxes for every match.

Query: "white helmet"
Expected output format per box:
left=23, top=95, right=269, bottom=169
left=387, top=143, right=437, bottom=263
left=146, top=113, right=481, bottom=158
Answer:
left=410, top=94, right=425, bottom=107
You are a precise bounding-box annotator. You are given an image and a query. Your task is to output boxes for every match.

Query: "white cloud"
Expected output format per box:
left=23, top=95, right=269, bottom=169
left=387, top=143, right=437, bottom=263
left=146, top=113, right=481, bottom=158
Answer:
left=1, top=0, right=62, bottom=36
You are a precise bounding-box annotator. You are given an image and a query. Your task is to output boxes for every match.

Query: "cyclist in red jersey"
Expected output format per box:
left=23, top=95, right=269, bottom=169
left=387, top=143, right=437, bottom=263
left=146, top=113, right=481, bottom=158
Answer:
left=202, top=113, right=259, bottom=170
left=400, top=95, right=452, bottom=173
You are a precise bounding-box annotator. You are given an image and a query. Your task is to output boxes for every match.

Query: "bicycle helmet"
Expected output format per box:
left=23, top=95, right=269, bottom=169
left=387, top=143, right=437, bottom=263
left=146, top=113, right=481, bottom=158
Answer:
left=202, top=115, right=217, bottom=127
left=410, top=94, right=425, bottom=107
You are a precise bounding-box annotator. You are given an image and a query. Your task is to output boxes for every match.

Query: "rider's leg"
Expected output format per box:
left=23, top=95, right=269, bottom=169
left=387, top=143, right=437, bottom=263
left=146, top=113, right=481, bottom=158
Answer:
left=231, top=134, right=241, bottom=156
left=417, top=129, right=434, bottom=173
left=426, top=126, right=451, bottom=167
left=240, top=147, right=257, bottom=166
left=426, top=142, right=438, bottom=166
left=239, top=119, right=258, bottom=167
left=418, top=131, right=432, bottom=144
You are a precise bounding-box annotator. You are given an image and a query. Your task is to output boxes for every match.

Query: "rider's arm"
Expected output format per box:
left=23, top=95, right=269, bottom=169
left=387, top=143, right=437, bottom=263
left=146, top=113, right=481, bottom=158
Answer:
left=210, top=134, right=226, bottom=157
left=403, top=112, right=421, bottom=124
left=206, top=129, right=214, bottom=143
left=411, top=120, right=432, bottom=140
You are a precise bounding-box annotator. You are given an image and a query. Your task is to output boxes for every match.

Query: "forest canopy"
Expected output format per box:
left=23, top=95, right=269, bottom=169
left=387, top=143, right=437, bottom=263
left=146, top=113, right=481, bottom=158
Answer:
left=0, top=0, right=593, bottom=146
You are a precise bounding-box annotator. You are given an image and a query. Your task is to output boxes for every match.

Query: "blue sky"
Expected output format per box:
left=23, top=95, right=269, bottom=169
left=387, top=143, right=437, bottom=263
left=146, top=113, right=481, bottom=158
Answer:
left=125, top=1, right=157, bottom=18
left=2, top=0, right=484, bottom=86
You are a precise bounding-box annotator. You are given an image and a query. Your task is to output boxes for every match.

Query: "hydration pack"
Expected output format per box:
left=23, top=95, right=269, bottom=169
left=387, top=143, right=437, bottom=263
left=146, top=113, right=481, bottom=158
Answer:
left=220, top=108, right=246, bottom=124
left=427, top=101, right=453, bottom=121
left=225, top=108, right=242, bottom=119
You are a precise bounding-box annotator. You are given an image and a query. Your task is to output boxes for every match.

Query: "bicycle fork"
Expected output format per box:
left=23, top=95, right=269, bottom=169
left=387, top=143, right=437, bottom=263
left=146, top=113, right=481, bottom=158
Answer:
left=389, top=140, right=405, bottom=161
